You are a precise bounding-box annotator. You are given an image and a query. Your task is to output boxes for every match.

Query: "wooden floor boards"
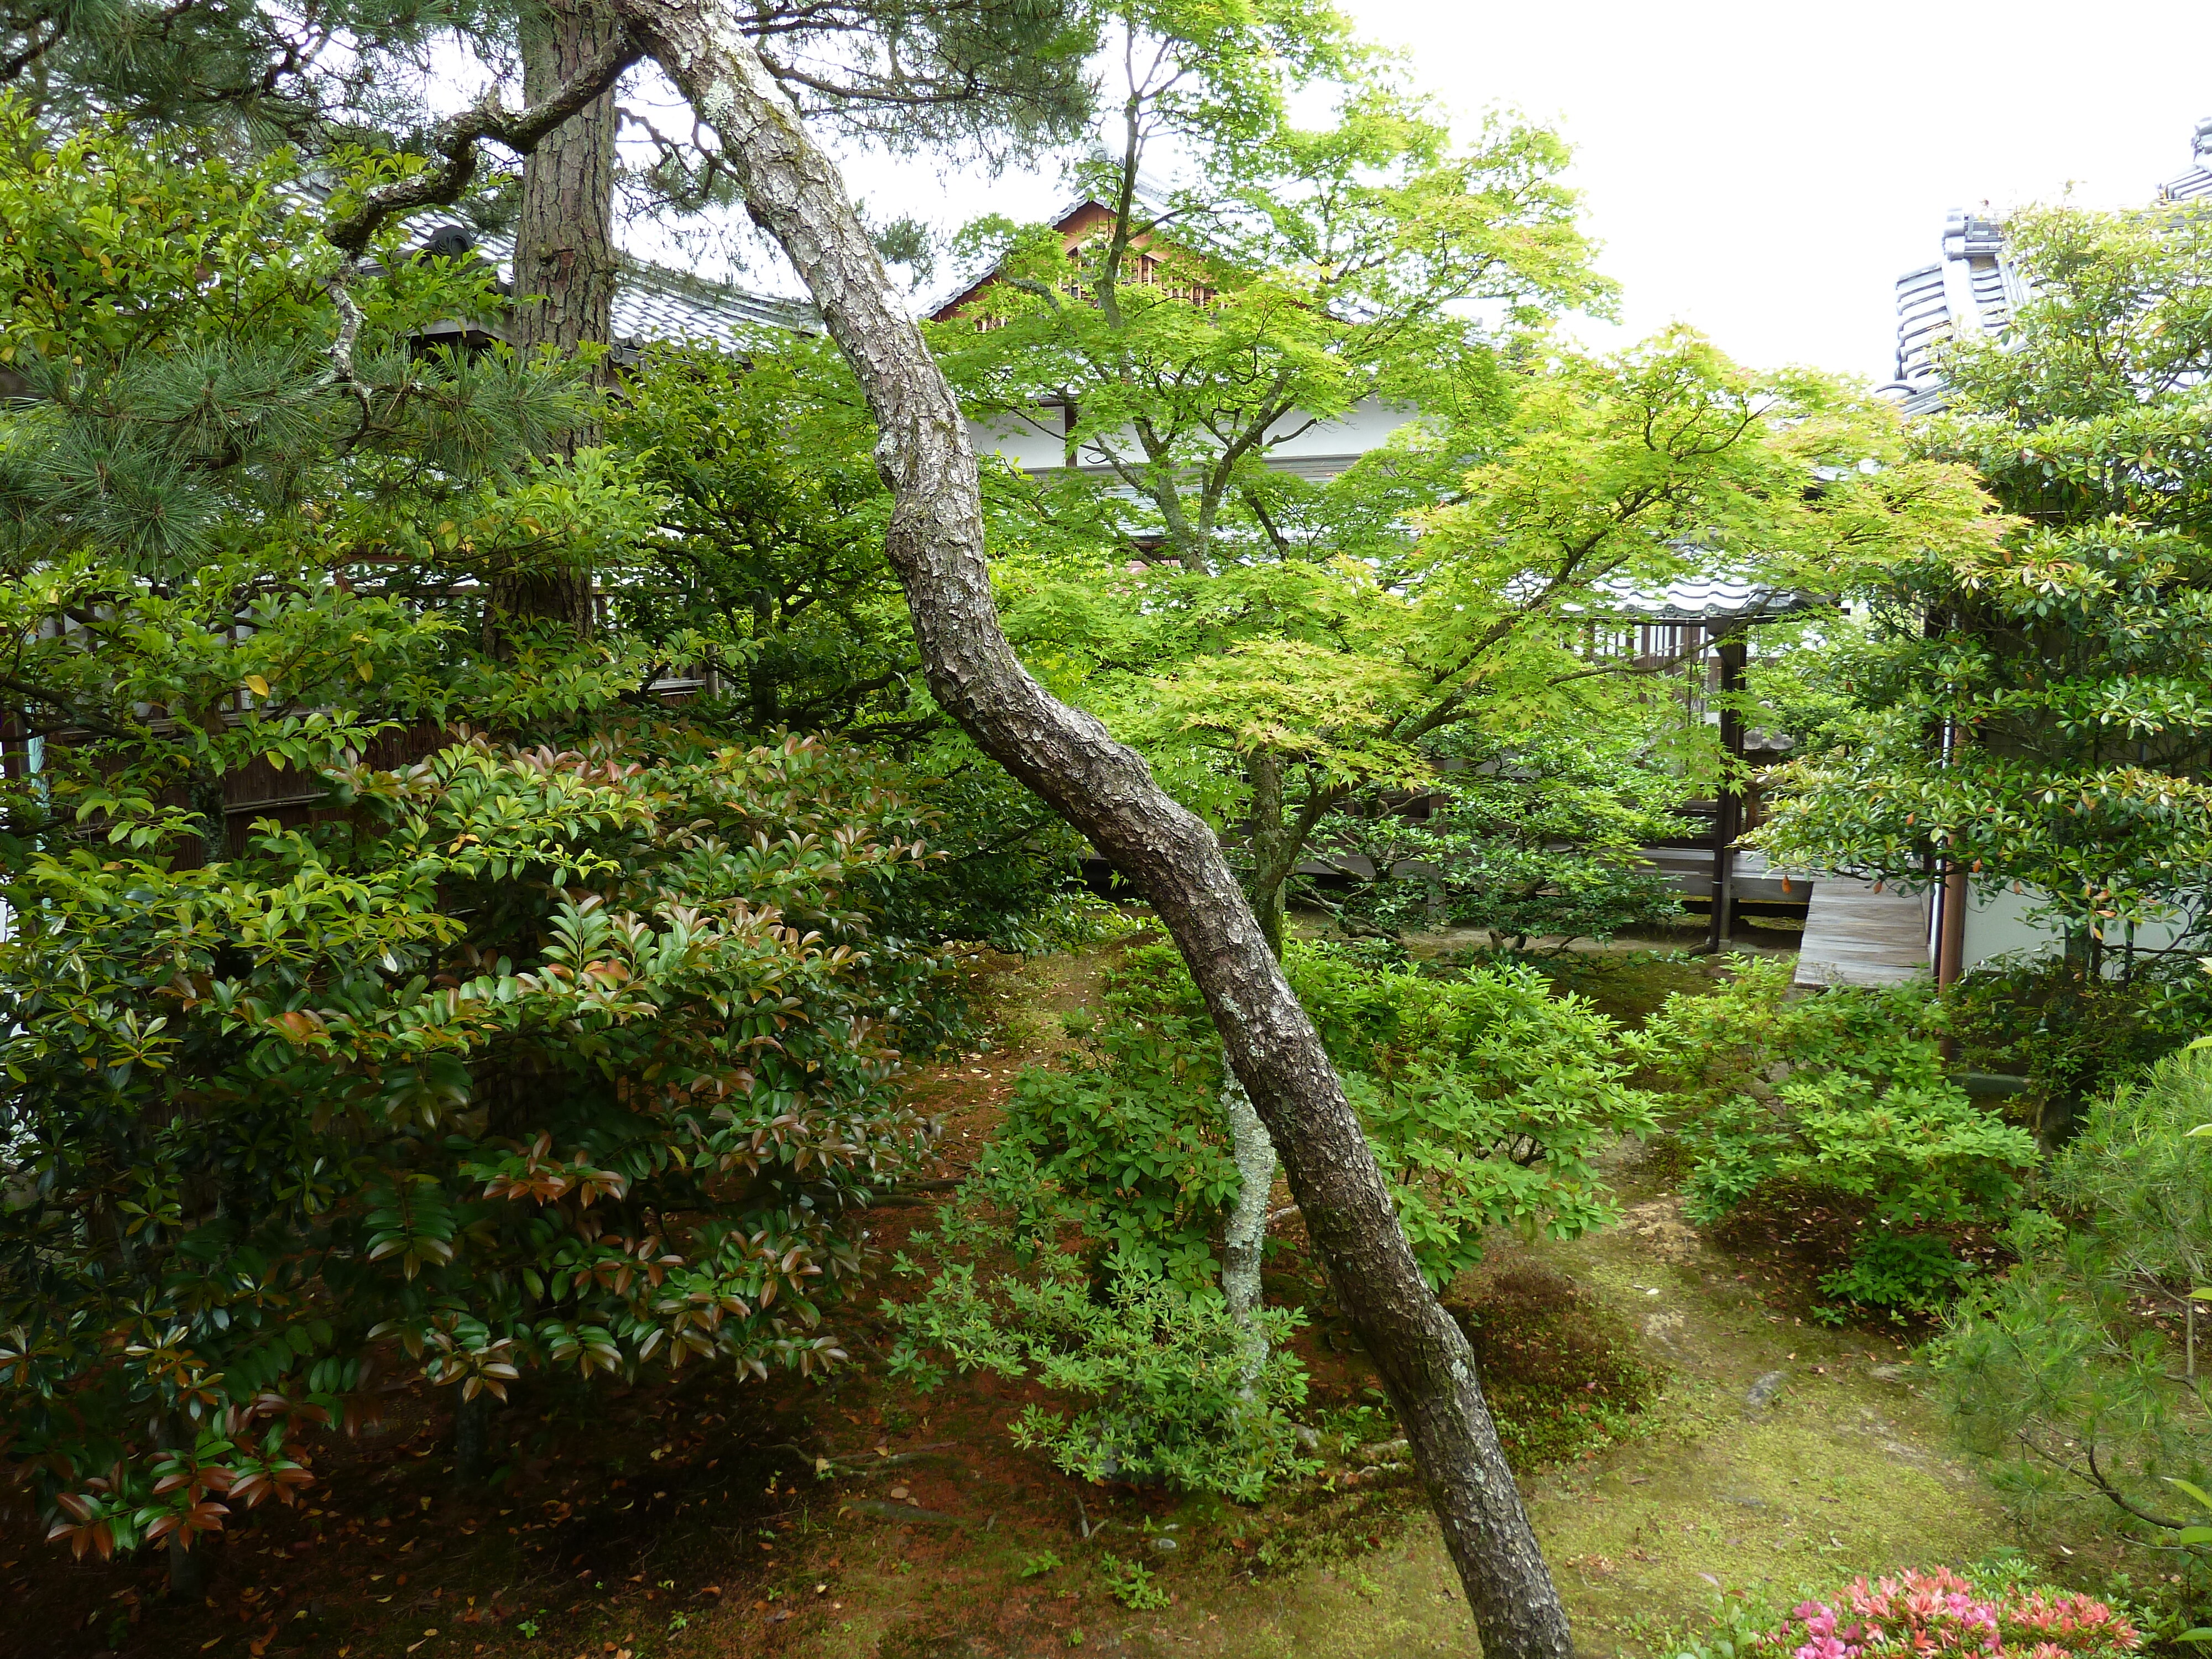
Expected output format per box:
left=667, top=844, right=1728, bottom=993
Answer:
left=1794, top=876, right=1930, bottom=988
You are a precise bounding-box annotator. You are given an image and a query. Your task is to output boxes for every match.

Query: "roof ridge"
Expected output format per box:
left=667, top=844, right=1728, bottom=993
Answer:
left=916, top=176, right=1187, bottom=321
left=1887, top=112, right=2212, bottom=395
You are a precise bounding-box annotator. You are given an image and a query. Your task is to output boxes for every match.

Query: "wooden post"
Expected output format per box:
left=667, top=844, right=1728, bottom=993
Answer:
left=1937, top=863, right=1968, bottom=986
left=1935, top=713, right=1969, bottom=990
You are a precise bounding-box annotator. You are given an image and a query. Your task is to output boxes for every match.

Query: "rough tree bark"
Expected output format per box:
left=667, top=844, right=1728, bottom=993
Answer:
left=491, top=0, right=625, bottom=645
left=514, top=0, right=622, bottom=410
left=610, top=2, right=1574, bottom=1652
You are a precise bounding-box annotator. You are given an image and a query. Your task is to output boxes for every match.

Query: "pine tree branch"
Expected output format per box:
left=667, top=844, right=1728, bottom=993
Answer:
left=753, top=48, right=1001, bottom=109
left=312, top=29, right=645, bottom=422
left=320, top=29, right=648, bottom=257
left=1, top=13, right=65, bottom=82
left=315, top=268, right=374, bottom=430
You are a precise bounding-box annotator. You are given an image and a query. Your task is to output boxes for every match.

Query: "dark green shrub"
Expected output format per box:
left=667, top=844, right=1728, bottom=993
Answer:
left=1814, top=1234, right=1973, bottom=1323
left=884, top=933, right=1652, bottom=1495
left=1172, top=938, right=1657, bottom=1286
left=1639, top=957, right=2038, bottom=1318
left=867, top=740, right=1116, bottom=961
left=885, top=1238, right=1316, bottom=1501
left=0, top=729, right=941, bottom=1562
left=883, top=940, right=1300, bottom=1499
left=1309, top=726, right=1692, bottom=951
left=980, top=1006, right=1238, bottom=1286
left=1946, top=953, right=2208, bottom=1141
left=1640, top=957, right=2038, bottom=1228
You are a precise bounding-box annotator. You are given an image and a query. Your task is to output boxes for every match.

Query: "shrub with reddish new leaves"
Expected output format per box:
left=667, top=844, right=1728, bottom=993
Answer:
left=2, top=726, right=944, bottom=1566
left=0, top=127, right=956, bottom=1573
left=1759, top=1568, right=2139, bottom=1659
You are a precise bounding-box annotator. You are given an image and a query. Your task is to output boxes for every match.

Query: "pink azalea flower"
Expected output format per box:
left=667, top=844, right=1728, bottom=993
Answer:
left=1752, top=1567, right=2136, bottom=1659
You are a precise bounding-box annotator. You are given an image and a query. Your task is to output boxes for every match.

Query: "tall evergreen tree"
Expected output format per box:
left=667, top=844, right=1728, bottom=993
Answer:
left=1760, top=197, right=2212, bottom=964
left=1, top=0, right=1098, bottom=157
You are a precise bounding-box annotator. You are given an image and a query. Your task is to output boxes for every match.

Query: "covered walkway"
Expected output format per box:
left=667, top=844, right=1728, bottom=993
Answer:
left=1794, top=876, right=1929, bottom=988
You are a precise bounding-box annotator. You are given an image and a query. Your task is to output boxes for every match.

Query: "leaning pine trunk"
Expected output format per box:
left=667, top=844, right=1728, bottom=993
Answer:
left=612, top=4, right=1574, bottom=1652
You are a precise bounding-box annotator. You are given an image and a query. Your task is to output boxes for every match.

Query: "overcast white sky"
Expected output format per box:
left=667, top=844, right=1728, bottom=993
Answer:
left=779, top=0, right=2212, bottom=383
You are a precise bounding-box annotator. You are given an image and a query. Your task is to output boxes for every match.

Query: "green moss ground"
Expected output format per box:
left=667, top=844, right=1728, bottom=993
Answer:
left=751, top=943, right=2021, bottom=1659
left=1098, top=1143, right=2005, bottom=1659
left=759, top=1136, right=2013, bottom=1659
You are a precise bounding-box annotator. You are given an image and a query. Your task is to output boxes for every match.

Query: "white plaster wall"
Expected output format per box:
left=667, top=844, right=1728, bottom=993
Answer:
left=1960, top=886, right=2059, bottom=972
left=1261, top=398, right=1420, bottom=460
left=969, top=397, right=1420, bottom=477
left=970, top=413, right=1067, bottom=472
left=1961, top=885, right=2194, bottom=973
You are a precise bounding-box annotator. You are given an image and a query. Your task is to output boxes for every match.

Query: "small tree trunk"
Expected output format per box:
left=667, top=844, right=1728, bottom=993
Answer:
left=186, top=697, right=232, bottom=867
left=1220, top=1063, right=1275, bottom=1388
left=454, top=1391, right=493, bottom=1483
left=167, top=1535, right=211, bottom=1600
left=616, top=10, right=1574, bottom=1654
left=748, top=589, right=780, bottom=728
left=189, top=759, right=228, bottom=868
left=489, top=0, right=622, bottom=647
left=154, top=1413, right=213, bottom=1599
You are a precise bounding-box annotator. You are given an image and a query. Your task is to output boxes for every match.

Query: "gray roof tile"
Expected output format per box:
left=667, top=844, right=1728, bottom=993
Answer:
left=2161, top=116, right=2212, bottom=202
left=1587, top=572, right=1818, bottom=623
left=427, top=217, right=819, bottom=347
left=1883, top=114, right=2210, bottom=408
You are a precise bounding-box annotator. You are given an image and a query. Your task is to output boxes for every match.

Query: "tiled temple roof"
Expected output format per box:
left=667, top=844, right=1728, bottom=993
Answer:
left=329, top=184, right=819, bottom=352
left=1588, top=572, right=1817, bottom=623
left=1881, top=114, right=2210, bottom=412
left=2160, top=116, right=2212, bottom=203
